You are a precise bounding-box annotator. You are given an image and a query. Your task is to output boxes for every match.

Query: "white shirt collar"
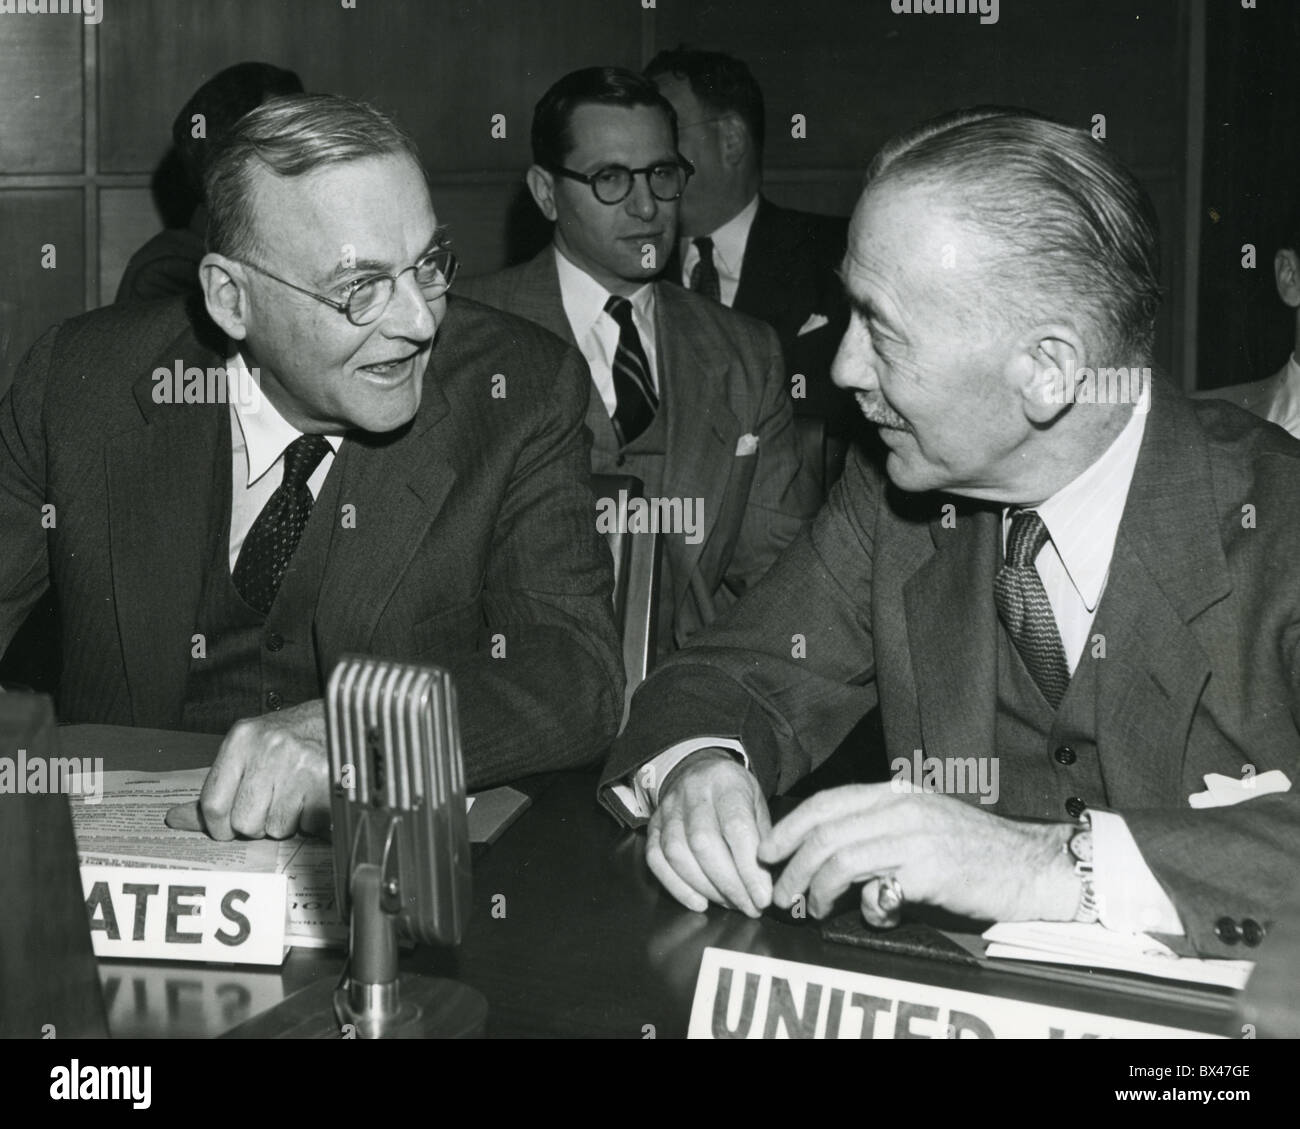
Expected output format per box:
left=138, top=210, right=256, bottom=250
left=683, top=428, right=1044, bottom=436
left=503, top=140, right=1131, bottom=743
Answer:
left=1266, top=353, right=1300, bottom=433
left=1007, top=405, right=1148, bottom=613
left=686, top=192, right=760, bottom=279
left=225, top=353, right=343, bottom=488
left=553, top=245, right=655, bottom=339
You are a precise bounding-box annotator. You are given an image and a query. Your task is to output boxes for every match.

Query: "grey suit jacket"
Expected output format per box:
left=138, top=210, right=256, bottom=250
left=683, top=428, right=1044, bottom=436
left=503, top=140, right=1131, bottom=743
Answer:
left=0, top=294, right=624, bottom=789
left=602, top=377, right=1300, bottom=958
left=459, top=249, right=821, bottom=650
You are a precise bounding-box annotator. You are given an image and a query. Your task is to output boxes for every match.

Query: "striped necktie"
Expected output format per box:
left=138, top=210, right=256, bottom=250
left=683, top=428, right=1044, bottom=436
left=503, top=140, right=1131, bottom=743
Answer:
left=993, top=509, right=1071, bottom=708
left=604, top=295, right=658, bottom=446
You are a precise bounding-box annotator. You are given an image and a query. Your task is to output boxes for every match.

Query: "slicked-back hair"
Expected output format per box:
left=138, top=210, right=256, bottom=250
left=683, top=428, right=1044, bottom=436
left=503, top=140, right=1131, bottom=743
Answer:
left=204, top=94, right=425, bottom=262
left=867, top=107, right=1163, bottom=363
left=531, top=66, right=678, bottom=170
left=645, top=46, right=765, bottom=162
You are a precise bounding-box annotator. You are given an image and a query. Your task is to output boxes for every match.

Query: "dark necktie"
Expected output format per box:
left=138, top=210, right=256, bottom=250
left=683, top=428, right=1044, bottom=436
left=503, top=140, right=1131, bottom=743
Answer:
left=604, top=295, right=659, bottom=446
left=993, top=509, right=1071, bottom=709
left=689, top=236, right=722, bottom=303
left=232, top=434, right=332, bottom=615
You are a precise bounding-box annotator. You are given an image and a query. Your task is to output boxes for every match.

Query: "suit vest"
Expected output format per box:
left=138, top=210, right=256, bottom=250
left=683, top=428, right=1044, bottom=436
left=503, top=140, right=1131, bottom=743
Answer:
left=991, top=604, right=1110, bottom=820
left=180, top=419, right=340, bottom=733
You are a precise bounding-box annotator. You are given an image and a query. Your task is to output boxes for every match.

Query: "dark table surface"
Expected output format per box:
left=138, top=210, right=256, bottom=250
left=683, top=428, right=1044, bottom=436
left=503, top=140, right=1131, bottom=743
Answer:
left=64, top=724, right=1241, bottom=1038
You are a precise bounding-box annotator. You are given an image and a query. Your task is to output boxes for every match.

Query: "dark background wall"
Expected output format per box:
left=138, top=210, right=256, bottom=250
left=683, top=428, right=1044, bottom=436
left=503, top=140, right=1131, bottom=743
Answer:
left=0, top=0, right=1289, bottom=396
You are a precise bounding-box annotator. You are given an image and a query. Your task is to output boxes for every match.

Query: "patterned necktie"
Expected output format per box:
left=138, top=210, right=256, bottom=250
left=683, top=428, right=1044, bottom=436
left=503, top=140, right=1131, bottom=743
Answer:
left=604, top=295, right=659, bottom=446
left=689, top=236, right=722, bottom=303
left=993, top=509, right=1071, bottom=708
left=232, top=434, right=331, bottom=615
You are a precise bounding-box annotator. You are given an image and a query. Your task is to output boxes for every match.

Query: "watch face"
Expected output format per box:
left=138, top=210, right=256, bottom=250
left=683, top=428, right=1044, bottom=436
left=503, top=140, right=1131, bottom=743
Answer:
left=1069, top=829, right=1094, bottom=864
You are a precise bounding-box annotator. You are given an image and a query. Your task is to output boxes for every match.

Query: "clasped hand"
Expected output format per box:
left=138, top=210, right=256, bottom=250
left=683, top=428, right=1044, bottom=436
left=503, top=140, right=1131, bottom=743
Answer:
left=646, top=751, right=1071, bottom=925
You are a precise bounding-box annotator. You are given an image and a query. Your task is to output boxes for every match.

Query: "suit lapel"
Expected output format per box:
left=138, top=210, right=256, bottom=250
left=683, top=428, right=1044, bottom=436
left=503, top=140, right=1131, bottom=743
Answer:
left=734, top=197, right=802, bottom=324
left=106, top=329, right=227, bottom=727
left=654, top=284, right=742, bottom=601
left=900, top=499, right=1001, bottom=765
left=1093, top=384, right=1229, bottom=802
left=314, top=344, right=458, bottom=662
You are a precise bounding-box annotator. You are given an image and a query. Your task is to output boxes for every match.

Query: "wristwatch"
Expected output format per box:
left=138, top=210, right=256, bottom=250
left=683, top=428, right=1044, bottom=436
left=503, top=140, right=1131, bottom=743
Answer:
left=1066, top=813, right=1099, bottom=924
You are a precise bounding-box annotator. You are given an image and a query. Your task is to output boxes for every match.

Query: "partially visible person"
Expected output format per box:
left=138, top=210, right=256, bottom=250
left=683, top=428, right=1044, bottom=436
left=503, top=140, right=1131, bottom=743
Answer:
left=460, top=67, right=820, bottom=657
left=645, top=47, right=856, bottom=442
left=115, top=61, right=303, bottom=305
left=1195, top=215, right=1300, bottom=437
left=3, top=95, right=623, bottom=841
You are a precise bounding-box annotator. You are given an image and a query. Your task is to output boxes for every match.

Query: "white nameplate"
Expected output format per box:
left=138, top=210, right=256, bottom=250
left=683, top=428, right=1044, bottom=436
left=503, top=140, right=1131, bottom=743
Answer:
left=688, top=947, right=1222, bottom=1039
left=80, top=866, right=289, bottom=966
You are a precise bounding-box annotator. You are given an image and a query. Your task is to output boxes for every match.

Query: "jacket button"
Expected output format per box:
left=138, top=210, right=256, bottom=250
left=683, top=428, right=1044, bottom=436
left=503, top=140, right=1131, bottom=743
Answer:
left=1054, top=745, right=1077, bottom=766
left=1215, top=917, right=1241, bottom=944
left=265, top=690, right=283, bottom=711
left=1241, top=918, right=1265, bottom=947
left=265, top=632, right=284, bottom=652
left=1064, top=796, right=1086, bottom=818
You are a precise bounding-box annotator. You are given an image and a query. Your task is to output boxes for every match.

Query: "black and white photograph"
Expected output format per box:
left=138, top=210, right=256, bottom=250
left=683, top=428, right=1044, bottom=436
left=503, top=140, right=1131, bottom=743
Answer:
left=0, top=0, right=1295, bottom=1100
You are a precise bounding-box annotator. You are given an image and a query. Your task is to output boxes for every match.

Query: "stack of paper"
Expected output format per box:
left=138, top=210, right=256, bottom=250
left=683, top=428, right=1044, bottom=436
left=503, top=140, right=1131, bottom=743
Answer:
left=982, top=921, right=1254, bottom=990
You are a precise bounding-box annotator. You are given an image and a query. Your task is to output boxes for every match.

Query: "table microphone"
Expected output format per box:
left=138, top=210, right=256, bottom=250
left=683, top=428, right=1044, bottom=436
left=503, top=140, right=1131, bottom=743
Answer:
left=323, top=655, right=483, bottom=1038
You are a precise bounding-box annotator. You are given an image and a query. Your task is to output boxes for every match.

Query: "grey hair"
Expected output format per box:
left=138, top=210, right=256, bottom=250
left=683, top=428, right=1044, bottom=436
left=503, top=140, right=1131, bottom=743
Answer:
left=204, top=93, right=425, bottom=261
left=866, top=107, right=1162, bottom=362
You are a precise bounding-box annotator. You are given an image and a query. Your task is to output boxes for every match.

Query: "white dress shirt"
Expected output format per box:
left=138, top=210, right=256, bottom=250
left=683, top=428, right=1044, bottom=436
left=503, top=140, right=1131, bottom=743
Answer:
left=1265, top=354, right=1300, bottom=437
left=613, top=404, right=1185, bottom=936
left=225, top=355, right=343, bottom=572
left=554, top=248, right=659, bottom=418
left=679, top=193, right=760, bottom=308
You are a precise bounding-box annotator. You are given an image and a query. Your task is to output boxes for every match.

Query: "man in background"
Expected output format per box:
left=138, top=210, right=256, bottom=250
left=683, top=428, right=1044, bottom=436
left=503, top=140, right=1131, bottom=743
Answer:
left=460, top=67, right=819, bottom=658
left=115, top=61, right=304, bottom=305
left=645, top=47, right=856, bottom=447
left=1197, top=214, right=1300, bottom=438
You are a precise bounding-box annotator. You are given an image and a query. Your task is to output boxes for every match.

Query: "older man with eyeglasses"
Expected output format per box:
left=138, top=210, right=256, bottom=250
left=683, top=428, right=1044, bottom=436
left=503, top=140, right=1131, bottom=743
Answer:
left=0, top=94, right=624, bottom=840
left=461, top=67, right=820, bottom=661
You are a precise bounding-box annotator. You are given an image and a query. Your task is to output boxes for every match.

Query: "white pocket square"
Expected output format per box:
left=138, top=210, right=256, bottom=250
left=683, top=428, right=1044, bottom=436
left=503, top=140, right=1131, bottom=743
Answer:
left=735, top=433, right=759, bottom=456
left=1187, top=769, right=1291, bottom=809
left=797, top=313, right=830, bottom=336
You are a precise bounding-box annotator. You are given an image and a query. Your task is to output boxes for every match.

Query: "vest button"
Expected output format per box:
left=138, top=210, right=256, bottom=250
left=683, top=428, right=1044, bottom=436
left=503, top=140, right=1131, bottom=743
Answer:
left=1054, top=745, right=1077, bottom=766
left=1241, top=918, right=1265, bottom=947
left=1064, top=796, right=1086, bottom=818
left=265, top=632, right=284, bottom=652
left=265, top=690, right=283, bottom=711
left=1215, top=917, right=1241, bottom=944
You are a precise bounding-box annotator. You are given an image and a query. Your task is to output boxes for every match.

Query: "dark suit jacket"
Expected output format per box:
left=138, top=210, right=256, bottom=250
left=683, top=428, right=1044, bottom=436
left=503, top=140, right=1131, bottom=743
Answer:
left=459, top=249, right=821, bottom=651
left=670, top=196, right=857, bottom=437
left=0, top=295, right=624, bottom=789
left=602, top=378, right=1300, bottom=957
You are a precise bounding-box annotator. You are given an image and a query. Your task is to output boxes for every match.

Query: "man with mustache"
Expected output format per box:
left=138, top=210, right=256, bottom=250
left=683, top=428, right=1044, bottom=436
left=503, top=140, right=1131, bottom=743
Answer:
left=601, top=107, right=1300, bottom=958
left=0, top=94, right=623, bottom=839
left=460, top=68, right=820, bottom=658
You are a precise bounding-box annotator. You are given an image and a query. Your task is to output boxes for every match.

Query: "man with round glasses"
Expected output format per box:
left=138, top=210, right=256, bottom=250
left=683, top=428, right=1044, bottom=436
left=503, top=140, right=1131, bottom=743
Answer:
left=462, top=67, right=820, bottom=663
left=0, top=94, right=624, bottom=841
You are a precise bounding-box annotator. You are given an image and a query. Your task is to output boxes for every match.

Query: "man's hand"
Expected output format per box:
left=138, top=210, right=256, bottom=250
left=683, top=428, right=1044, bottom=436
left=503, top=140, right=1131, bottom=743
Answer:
left=759, top=785, right=1077, bottom=926
left=164, top=700, right=331, bottom=840
left=646, top=749, right=773, bottom=917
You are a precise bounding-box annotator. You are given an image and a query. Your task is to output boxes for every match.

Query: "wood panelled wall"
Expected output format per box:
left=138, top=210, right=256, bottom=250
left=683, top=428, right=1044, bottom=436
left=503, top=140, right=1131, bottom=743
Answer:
left=1, top=0, right=1199, bottom=397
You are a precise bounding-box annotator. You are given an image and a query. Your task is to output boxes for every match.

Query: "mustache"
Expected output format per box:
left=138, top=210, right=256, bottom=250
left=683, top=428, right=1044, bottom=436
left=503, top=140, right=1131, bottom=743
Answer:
left=855, top=392, right=907, bottom=430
